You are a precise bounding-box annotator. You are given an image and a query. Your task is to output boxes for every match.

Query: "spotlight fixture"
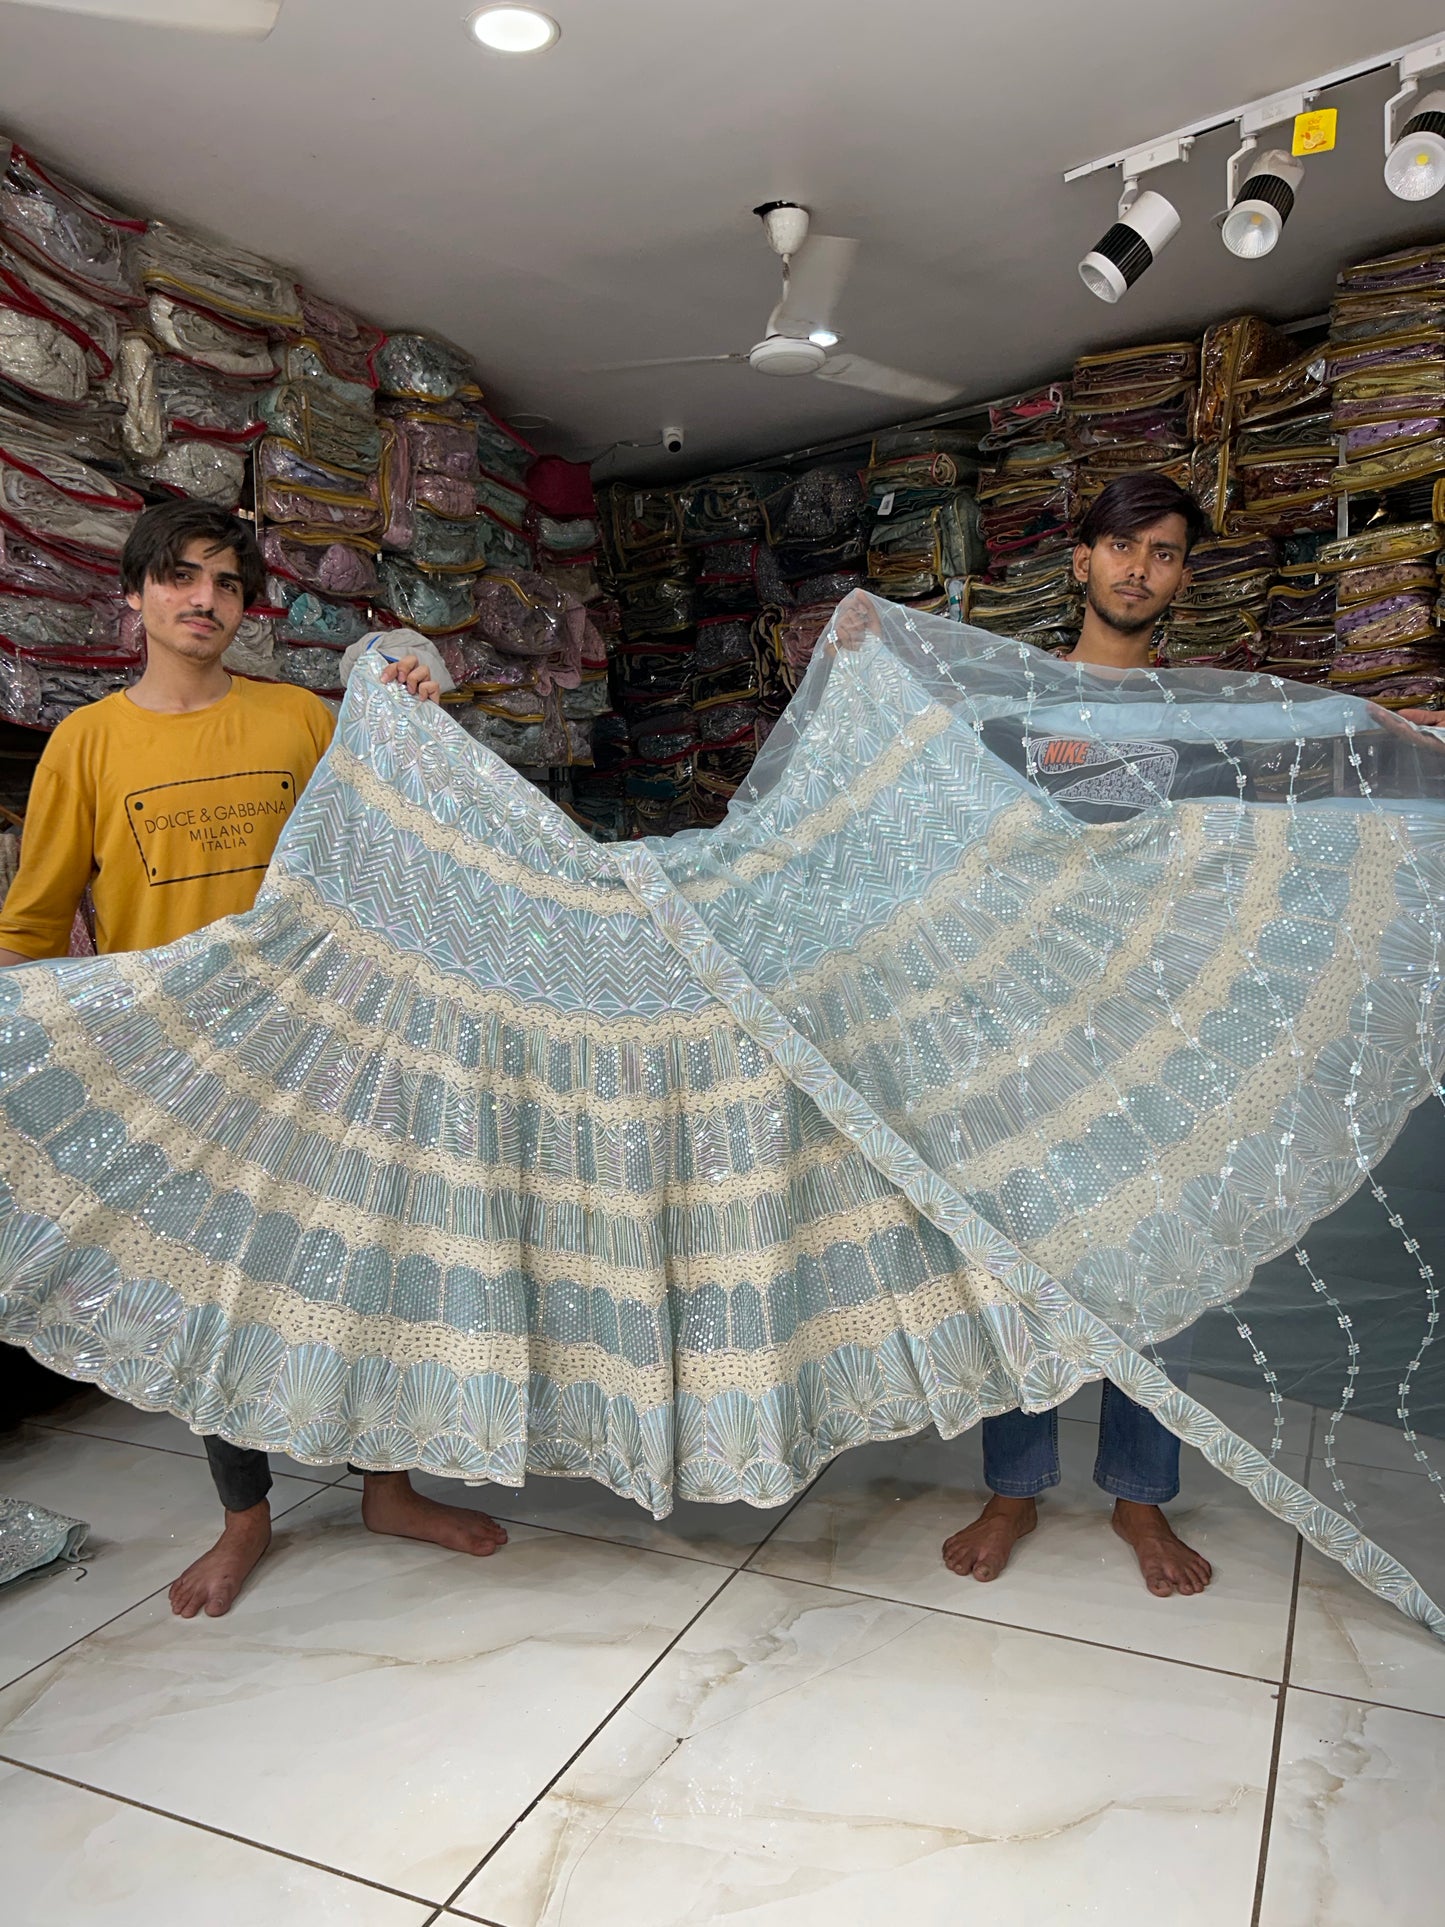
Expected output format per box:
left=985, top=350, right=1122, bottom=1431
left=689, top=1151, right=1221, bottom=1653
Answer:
left=467, top=5, right=560, bottom=53
left=1079, top=187, right=1181, bottom=304
left=1386, top=87, right=1445, bottom=200
left=1222, top=148, right=1305, bottom=258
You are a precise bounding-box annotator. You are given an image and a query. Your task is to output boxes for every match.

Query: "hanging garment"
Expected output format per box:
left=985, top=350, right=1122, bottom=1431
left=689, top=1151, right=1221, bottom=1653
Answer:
left=4, top=604, right=1445, bottom=1638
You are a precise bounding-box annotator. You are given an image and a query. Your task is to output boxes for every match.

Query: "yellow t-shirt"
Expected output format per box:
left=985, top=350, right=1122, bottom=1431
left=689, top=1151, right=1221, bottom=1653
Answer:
left=0, top=676, right=335, bottom=958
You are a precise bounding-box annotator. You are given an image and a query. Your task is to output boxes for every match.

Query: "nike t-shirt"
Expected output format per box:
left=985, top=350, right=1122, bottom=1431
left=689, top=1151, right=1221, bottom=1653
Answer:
left=0, top=676, right=334, bottom=958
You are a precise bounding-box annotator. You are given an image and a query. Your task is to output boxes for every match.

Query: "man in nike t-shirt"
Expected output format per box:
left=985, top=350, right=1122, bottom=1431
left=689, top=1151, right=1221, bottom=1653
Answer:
left=0, top=500, right=508, bottom=1617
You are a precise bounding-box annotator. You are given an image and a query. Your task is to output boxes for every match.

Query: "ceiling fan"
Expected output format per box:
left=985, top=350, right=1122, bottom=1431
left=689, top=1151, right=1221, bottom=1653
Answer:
left=0, top=0, right=279, bottom=33
left=595, top=202, right=961, bottom=409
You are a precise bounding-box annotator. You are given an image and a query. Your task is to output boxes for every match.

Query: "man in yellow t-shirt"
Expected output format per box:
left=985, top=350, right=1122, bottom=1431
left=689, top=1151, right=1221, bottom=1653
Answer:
left=0, top=499, right=507, bottom=1615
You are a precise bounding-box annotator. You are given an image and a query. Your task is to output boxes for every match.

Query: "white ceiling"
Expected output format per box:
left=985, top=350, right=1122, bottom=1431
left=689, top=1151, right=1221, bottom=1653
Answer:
left=2, top=0, right=1445, bottom=477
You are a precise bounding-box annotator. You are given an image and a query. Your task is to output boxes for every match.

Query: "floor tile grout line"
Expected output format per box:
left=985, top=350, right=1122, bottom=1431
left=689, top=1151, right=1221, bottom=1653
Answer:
left=433, top=1482, right=818, bottom=1916
left=423, top=1507, right=764, bottom=1574
left=736, top=1559, right=1292, bottom=1688
left=27, top=1418, right=350, bottom=1486
left=434, top=1562, right=745, bottom=1913
left=1248, top=1405, right=1316, bottom=1927
left=0, top=1754, right=443, bottom=1909
left=1286, top=1677, right=1445, bottom=1722
left=0, top=1482, right=330, bottom=1697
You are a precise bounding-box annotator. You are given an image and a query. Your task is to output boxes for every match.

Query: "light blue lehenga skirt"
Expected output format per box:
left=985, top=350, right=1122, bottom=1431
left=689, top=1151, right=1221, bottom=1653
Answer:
left=2, top=600, right=1444, bottom=1632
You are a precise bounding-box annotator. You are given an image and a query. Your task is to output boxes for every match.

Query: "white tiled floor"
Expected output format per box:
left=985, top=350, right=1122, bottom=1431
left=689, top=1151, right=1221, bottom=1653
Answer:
left=1, top=1389, right=1442, bottom=1927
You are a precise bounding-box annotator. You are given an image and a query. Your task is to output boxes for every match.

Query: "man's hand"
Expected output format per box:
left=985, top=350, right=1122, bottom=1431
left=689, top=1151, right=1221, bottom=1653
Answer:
left=380, top=654, right=441, bottom=705
left=0, top=946, right=33, bottom=967
left=826, top=589, right=882, bottom=656
left=1391, top=706, right=1445, bottom=730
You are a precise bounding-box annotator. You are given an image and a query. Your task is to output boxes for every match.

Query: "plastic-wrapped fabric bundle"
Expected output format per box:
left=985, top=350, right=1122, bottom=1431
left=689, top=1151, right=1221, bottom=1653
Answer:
left=146, top=293, right=277, bottom=380
left=531, top=510, right=598, bottom=561
left=260, top=529, right=378, bottom=602
left=418, top=506, right=525, bottom=573
left=761, top=466, right=868, bottom=579
left=1225, top=365, right=1336, bottom=536
left=1163, top=535, right=1275, bottom=670
left=0, top=645, right=132, bottom=726
left=0, top=141, right=145, bottom=307
left=138, top=439, right=246, bottom=506
left=475, top=472, right=529, bottom=531
left=1067, top=342, right=1198, bottom=484
left=0, top=520, right=116, bottom=601
left=1320, top=525, right=1445, bottom=708
left=0, top=588, right=138, bottom=663
left=377, top=555, right=478, bottom=635
left=471, top=570, right=589, bottom=691
left=221, top=612, right=280, bottom=680
left=979, top=383, right=1068, bottom=452
left=868, top=495, right=983, bottom=601
left=261, top=373, right=380, bottom=474
left=116, top=336, right=267, bottom=463
left=678, top=471, right=781, bottom=544
left=139, top=220, right=300, bottom=332
left=694, top=537, right=787, bottom=619
left=271, top=642, right=347, bottom=695
left=474, top=406, right=535, bottom=487
left=601, top=482, right=683, bottom=568
left=256, top=436, right=379, bottom=534
left=270, top=587, right=374, bottom=650
left=285, top=287, right=383, bottom=389
left=376, top=333, right=474, bottom=405
left=0, top=430, right=144, bottom=555
left=5, top=624, right=1445, bottom=1644
left=0, top=289, right=89, bottom=406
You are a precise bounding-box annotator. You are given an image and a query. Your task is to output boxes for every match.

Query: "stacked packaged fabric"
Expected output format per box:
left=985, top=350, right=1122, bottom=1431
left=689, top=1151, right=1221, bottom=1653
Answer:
left=1322, top=521, right=1445, bottom=708
left=446, top=567, right=606, bottom=768
left=1260, top=567, right=1337, bottom=686
left=1329, top=243, right=1445, bottom=501
left=1193, top=316, right=1295, bottom=531
left=1162, top=535, right=1274, bottom=669
left=1067, top=342, right=1198, bottom=499
left=968, top=386, right=1078, bottom=653
left=1225, top=346, right=1334, bottom=536
left=0, top=142, right=147, bottom=727
left=0, top=415, right=144, bottom=726
left=675, top=469, right=789, bottom=824
left=528, top=453, right=602, bottom=605
left=864, top=428, right=981, bottom=608
left=599, top=482, right=695, bottom=832
left=374, top=333, right=492, bottom=666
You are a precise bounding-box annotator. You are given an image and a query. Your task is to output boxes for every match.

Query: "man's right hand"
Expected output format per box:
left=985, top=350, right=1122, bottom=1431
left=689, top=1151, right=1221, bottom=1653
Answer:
left=0, top=947, right=34, bottom=967
left=826, top=589, right=882, bottom=656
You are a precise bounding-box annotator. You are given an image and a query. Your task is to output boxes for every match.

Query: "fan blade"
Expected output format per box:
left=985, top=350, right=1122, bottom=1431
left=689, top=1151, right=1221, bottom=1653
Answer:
left=585, top=354, right=745, bottom=373
left=1, top=0, right=280, bottom=34
left=814, top=354, right=959, bottom=407
left=772, top=235, right=858, bottom=336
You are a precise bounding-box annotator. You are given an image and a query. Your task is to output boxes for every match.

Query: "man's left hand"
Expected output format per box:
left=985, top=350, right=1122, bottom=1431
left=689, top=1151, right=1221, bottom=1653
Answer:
left=380, top=655, right=441, bottom=705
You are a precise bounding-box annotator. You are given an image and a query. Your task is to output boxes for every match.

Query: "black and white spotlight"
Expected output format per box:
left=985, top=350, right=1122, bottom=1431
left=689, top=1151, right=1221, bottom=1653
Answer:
left=1078, top=188, right=1181, bottom=304
left=1385, top=89, right=1445, bottom=200
left=1222, top=149, right=1304, bottom=258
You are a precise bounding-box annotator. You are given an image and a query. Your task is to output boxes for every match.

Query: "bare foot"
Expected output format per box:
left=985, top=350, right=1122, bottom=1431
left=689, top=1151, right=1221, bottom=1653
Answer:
left=360, top=1472, right=507, bottom=1556
left=169, top=1502, right=272, bottom=1618
left=942, top=1494, right=1038, bottom=1581
left=1112, top=1500, right=1212, bottom=1597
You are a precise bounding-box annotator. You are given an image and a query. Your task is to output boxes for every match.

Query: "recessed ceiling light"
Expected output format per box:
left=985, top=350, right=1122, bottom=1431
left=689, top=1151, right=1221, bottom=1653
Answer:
left=468, top=6, right=560, bottom=54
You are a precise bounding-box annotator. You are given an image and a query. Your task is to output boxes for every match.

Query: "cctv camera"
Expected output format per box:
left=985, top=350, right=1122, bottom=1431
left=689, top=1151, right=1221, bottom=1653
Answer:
left=661, top=425, right=685, bottom=455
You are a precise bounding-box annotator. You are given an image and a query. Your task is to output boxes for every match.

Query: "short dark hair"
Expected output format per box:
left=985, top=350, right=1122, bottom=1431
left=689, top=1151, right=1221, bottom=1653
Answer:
left=1075, top=472, right=1207, bottom=557
left=120, top=499, right=264, bottom=605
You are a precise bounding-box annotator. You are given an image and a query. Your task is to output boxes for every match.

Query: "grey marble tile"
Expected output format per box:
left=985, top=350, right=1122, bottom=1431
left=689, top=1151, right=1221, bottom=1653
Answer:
left=750, top=1422, right=1301, bottom=1676
left=0, top=1760, right=433, bottom=1926
left=0, top=1486, right=727, bottom=1901
left=0, top=1424, right=322, bottom=1686
left=457, top=1570, right=1275, bottom=1927
left=1257, top=1689, right=1445, bottom=1924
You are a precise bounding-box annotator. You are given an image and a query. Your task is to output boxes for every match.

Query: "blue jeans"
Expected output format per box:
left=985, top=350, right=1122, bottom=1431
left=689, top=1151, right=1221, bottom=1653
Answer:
left=982, top=1383, right=1180, bottom=1503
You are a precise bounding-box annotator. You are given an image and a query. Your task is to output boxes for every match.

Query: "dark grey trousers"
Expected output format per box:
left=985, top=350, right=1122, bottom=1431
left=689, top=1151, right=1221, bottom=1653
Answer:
left=202, top=1436, right=363, bottom=1511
